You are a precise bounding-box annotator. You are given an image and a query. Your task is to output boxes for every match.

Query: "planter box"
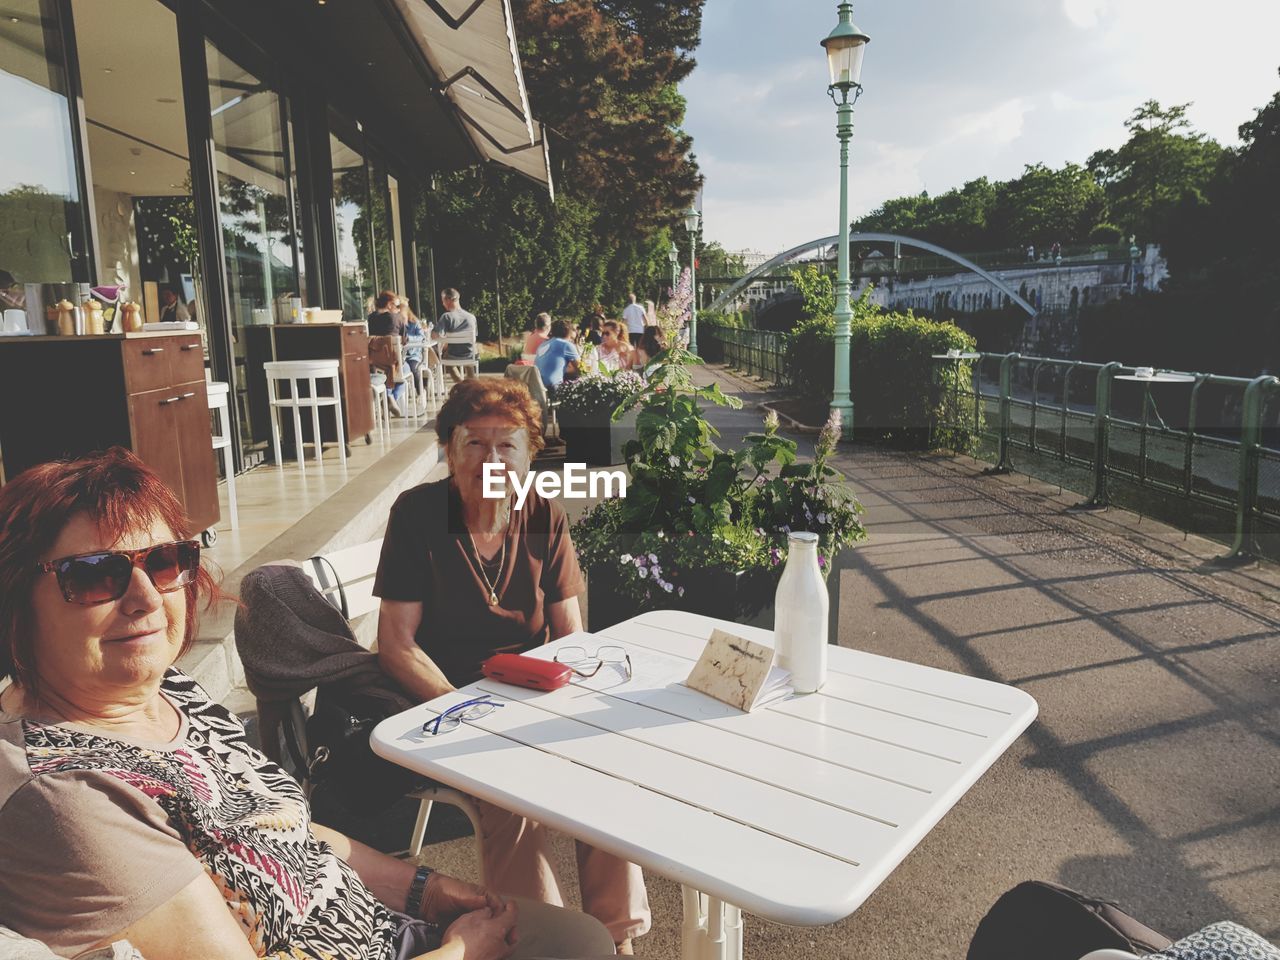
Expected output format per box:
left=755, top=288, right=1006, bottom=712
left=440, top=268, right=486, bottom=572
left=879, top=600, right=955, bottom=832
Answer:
left=585, top=563, right=777, bottom=632
left=560, top=408, right=638, bottom=466
left=583, top=546, right=856, bottom=639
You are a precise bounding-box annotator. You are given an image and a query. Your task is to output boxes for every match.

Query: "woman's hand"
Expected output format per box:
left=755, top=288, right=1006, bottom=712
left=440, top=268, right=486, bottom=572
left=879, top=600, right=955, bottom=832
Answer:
left=440, top=901, right=518, bottom=960
left=423, top=872, right=504, bottom=924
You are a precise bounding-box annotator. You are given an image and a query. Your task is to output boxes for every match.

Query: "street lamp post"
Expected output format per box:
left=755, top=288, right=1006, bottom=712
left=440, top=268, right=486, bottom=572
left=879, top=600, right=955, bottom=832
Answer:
left=668, top=240, right=679, bottom=292
left=821, top=2, right=869, bottom=437
left=684, top=205, right=701, bottom=354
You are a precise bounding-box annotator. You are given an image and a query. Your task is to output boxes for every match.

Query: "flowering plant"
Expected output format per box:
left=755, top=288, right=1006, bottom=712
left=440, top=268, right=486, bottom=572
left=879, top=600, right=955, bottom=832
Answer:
left=571, top=338, right=865, bottom=613
left=554, top=369, right=644, bottom=420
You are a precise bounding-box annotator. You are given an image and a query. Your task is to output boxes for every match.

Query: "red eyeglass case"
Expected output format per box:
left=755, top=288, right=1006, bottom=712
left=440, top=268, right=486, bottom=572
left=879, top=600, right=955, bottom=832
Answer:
left=481, top=653, right=572, bottom=691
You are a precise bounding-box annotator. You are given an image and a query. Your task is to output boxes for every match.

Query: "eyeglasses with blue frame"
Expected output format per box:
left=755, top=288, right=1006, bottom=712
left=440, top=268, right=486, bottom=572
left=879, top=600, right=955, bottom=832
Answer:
left=423, top=696, right=505, bottom=736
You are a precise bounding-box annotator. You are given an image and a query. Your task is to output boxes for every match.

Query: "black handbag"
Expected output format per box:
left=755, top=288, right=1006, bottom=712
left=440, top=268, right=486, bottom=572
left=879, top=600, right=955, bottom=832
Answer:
left=968, top=880, right=1173, bottom=959
left=305, top=678, right=424, bottom=814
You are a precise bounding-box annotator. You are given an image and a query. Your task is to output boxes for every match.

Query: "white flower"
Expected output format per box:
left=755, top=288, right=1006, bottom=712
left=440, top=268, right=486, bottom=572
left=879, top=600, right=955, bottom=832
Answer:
left=648, top=553, right=658, bottom=564
left=677, top=587, right=685, bottom=597
left=637, top=567, right=649, bottom=579
left=663, top=582, right=674, bottom=593
left=817, top=513, right=828, bottom=524
left=620, top=553, right=632, bottom=564
left=669, top=455, right=680, bottom=467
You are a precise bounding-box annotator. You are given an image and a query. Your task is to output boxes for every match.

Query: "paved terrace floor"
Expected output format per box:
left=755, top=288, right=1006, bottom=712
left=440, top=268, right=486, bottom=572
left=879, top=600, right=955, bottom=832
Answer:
left=363, top=363, right=1279, bottom=960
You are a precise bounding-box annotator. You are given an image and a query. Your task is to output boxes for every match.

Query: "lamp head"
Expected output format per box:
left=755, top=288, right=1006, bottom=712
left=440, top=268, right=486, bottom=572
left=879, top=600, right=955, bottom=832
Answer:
left=821, top=2, right=870, bottom=92
left=683, top=205, right=701, bottom=235
left=668, top=241, right=679, bottom=264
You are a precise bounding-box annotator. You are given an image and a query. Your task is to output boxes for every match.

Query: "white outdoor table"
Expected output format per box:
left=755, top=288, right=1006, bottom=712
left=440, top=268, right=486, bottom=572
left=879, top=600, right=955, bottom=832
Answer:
left=371, top=610, right=1038, bottom=960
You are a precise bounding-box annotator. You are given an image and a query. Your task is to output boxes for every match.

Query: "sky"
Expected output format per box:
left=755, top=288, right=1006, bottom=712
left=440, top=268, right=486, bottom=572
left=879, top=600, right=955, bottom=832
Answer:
left=682, top=0, right=1280, bottom=256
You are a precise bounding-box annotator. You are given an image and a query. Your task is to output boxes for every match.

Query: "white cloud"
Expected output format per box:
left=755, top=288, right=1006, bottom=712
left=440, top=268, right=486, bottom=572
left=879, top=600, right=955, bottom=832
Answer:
left=942, top=98, right=1031, bottom=147
left=1062, top=0, right=1111, bottom=29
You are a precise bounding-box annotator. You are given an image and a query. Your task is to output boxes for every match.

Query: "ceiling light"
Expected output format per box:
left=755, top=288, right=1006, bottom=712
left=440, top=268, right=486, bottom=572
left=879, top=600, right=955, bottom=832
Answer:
left=129, top=170, right=136, bottom=175
left=9, top=16, right=19, bottom=22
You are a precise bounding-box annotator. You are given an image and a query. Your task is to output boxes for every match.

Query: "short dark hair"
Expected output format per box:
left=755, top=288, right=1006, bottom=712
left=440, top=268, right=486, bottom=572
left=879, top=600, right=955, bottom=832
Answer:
left=441, top=288, right=460, bottom=302
left=0, top=448, right=221, bottom=697
left=549, top=319, right=571, bottom=339
left=375, top=291, right=398, bottom=309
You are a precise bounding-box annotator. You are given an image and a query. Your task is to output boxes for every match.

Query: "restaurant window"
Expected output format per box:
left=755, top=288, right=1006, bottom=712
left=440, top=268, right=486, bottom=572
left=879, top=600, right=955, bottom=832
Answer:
left=206, top=39, right=303, bottom=460
left=0, top=0, right=85, bottom=323
left=368, top=152, right=395, bottom=295
left=71, top=0, right=199, bottom=333
left=329, top=121, right=373, bottom=318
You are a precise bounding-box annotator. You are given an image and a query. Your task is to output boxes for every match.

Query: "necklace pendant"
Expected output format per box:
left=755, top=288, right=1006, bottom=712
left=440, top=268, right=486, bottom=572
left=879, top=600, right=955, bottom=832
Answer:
left=488, top=590, right=498, bottom=605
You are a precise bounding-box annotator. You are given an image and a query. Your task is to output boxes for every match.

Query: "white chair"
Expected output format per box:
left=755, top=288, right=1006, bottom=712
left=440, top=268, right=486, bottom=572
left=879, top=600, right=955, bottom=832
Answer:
left=370, top=372, right=391, bottom=440
left=263, top=360, right=347, bottom=473
left=439, top=329, right=479, bottom=381
left=206, top=381, right=238, bottom=530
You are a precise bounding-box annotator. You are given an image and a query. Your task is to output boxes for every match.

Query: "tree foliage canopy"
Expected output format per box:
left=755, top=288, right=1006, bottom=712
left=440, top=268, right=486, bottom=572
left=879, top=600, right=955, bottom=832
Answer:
left=423, top=0, right=705, bottom=336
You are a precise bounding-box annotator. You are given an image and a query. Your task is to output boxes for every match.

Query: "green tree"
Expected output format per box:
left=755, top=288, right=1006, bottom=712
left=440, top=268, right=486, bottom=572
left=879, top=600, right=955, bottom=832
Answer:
left=989, top=162, right=1105, bottom=248
left=1086, top=100, right=1224, bottom=244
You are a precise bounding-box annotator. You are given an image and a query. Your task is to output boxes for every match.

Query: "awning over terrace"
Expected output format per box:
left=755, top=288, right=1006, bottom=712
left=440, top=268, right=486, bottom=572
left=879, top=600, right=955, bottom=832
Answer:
left=389, top=0, right=555, bottom=197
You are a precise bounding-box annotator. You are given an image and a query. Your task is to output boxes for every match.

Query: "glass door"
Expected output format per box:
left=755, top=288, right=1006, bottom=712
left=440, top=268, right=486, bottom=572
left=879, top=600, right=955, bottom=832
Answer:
left=205, top=40, right=304, bottom=466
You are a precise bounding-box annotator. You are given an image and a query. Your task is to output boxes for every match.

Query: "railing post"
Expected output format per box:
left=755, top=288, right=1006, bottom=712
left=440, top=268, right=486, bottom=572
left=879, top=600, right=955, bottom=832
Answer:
left=985, top=352, right=1018, bottom=474
left=1081, top=361, right=1121, bottom=508
left=1183, top=375, right=1206, bottom=497
left=1223, top=375, right=1279, bottom=562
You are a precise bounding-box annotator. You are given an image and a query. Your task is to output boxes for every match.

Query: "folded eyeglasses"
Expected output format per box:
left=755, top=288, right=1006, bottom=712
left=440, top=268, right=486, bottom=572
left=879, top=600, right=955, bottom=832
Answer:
left=553, top=644, right=633, bottom=681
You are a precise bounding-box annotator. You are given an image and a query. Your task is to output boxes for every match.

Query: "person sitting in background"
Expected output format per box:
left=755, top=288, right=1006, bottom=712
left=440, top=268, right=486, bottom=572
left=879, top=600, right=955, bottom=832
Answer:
left=374, top=381, right=651, bottom=953
left=403, top=301, right=431, bottom=399
left=523, top=313, right=551, bottom=360
left=437, top=288, right=479, bottom=383
left=367, top=290, right=406, bottom=340
left=596, top=320, right=632, bottom=372
left=633, top=326, right=665, bottom=376
left=578, top=309, right=603, bottom=347
left=534, top=319, right=580, bottom=391
left=0, top=448, right=615, bottom=960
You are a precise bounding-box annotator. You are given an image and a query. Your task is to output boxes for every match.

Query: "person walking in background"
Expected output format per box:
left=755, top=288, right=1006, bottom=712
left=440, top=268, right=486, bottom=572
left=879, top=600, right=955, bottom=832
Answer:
left=437, top=287, right=478, bottom=383
left=621, top=293, right=645, bottom=339
left=643, top=300, right=658, bottom=327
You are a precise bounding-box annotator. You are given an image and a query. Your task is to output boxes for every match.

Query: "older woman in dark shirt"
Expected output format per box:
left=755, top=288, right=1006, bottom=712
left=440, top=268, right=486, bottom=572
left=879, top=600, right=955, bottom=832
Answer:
left=374, top=379, right=651, bottom=953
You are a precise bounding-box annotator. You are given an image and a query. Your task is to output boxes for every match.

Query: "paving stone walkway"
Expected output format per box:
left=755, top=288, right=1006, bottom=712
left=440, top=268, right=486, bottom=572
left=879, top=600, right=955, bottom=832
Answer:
left=340, top=363, right=1280, bottom=959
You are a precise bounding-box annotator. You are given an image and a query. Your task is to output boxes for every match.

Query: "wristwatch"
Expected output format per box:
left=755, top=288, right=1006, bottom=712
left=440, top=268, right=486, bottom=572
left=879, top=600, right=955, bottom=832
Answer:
left=406, top=865, right=434, bottom=919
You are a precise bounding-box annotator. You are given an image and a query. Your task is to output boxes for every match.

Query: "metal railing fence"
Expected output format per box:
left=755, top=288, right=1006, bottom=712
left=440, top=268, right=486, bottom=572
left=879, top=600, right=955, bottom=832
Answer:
left=701, top=323, right=1280, bottom=562
left=932, top=353, right=1280, bottom=562
left=706, top=324, right=793, bottom=391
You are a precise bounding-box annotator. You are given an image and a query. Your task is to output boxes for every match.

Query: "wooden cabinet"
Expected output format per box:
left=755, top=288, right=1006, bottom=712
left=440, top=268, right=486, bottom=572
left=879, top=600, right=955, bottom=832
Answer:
left=244, top=323, right=374, bottom=450
left=0, top=333, right=219, bottom=533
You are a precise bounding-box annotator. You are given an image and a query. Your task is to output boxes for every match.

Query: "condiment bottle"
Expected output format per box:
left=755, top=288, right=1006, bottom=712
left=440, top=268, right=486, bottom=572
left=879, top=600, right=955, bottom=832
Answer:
left=122, top=302, right=143, bottom=332
left=56, top=299, right=76, bottom=336
left=773, top=531, right=829, bottom=693
left=83, top=298, right=104, bottom=335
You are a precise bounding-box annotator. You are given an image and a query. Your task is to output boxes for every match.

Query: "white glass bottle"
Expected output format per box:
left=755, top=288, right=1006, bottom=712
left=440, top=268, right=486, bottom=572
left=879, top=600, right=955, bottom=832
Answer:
left=773, top=531, right=829, bottom=693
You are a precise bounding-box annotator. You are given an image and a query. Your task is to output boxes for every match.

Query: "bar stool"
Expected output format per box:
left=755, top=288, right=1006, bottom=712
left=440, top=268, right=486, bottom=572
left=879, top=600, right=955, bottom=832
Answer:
left=206, top=381, right=238, bottom=530
left=263, top=360, right=347, bottom=473
left=370, top=372, right=391, bottom=440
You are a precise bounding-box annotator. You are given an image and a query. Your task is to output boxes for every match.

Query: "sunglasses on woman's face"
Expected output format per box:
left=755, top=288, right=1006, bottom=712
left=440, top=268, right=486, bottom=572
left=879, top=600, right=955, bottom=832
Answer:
left=36, top=540, right=201, bottom=605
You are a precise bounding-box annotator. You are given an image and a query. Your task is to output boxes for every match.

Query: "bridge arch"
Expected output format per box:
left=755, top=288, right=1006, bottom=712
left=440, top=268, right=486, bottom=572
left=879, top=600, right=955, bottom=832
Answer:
left=705, top=233, right=1038, bottom=318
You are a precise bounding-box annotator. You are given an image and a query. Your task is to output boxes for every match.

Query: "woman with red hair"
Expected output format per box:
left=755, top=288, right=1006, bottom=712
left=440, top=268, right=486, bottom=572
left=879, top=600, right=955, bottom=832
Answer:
left=374, top=378, right=651, bottom=953
left=0, top=448, right=613, bottom=960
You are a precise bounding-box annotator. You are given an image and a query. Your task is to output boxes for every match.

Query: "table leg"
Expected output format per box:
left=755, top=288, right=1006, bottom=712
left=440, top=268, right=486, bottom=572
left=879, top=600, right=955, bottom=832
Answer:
left=680, top=885, right=744, bottom=960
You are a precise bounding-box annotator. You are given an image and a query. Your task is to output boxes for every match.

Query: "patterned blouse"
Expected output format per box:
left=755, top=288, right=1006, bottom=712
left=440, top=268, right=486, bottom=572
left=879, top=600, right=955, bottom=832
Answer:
left=0, top=671, right=397, bottom=958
